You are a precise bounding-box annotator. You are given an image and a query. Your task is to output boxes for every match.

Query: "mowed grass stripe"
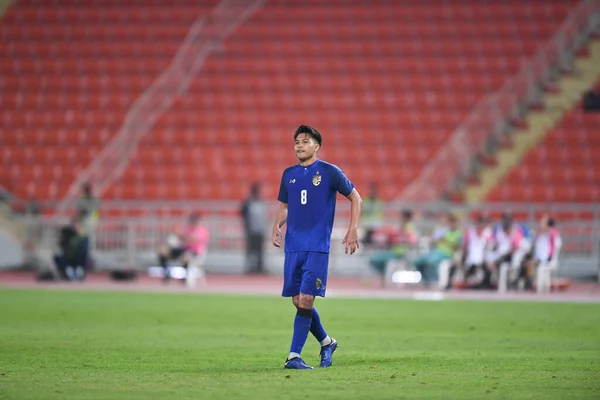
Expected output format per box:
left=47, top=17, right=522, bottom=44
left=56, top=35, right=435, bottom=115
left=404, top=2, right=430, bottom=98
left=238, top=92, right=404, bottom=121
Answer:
left=0, top=289, right=599, bottom=400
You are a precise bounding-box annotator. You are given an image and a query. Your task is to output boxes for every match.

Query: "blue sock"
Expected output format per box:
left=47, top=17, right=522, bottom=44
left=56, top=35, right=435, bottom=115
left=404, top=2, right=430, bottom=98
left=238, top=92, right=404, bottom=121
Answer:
left=310, top=307, right=328, bottom=343
left=290, top=307, right=313, bottom=356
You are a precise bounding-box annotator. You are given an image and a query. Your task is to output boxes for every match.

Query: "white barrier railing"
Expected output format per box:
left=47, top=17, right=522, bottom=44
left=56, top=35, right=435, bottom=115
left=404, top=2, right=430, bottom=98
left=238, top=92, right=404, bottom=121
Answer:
left=397, top=0, right=600, bottom=202
left=14, top=201, right=600, bottom=280
left=21, top=202, right=600, bottom=260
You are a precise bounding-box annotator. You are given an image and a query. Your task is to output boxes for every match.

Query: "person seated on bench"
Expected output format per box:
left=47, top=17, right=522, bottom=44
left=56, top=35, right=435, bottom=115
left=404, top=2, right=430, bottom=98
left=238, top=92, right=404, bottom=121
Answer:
left=518, top=214, right=562, bottom=290
left=158, top=212, right=209, bottom=283
left=368, top=209, right=418, bottom=280
left=53, top=218, right=89, bottom=281
left=453, top=212, right=493, bottom=289
left=413, top=212, right=462, bottom=286
left=484, top=212, right=529, bottom=289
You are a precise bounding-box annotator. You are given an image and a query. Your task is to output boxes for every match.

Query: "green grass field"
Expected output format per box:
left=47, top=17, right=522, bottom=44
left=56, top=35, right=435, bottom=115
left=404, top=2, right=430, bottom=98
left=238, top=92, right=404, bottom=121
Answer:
left=1, top=289, right=599, bottom=400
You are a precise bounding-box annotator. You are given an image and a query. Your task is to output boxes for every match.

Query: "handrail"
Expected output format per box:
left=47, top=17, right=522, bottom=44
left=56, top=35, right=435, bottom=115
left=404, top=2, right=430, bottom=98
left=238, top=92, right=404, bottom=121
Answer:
left=397, top=0, right=600, bottom=203
left=53, top=0, right=266, bottom=219
left=22, top=199, right=600, bottom=219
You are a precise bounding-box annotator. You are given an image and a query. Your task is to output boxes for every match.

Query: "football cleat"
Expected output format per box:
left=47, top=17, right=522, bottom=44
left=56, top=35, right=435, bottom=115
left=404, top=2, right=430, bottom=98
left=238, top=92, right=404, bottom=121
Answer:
left=284, top=357, right=314, bottom=370
left=319, top=339, right=338, bottom=368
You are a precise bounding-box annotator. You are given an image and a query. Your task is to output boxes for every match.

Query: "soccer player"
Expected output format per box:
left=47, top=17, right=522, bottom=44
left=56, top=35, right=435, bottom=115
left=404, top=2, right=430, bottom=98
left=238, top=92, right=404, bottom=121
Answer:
left=272, top=125, right=362, bottom=370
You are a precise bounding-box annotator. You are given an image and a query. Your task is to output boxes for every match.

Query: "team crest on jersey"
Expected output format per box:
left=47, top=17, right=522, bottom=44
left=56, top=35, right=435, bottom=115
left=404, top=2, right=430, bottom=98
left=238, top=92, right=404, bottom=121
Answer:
left=312, top=174, right=321, bottom=186
left=316, top=278, right=324, bottom=290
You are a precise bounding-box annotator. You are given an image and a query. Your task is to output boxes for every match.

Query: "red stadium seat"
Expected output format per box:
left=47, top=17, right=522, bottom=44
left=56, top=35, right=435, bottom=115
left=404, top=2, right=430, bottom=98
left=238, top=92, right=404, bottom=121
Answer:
left=0, top=0, right=579, bottom=202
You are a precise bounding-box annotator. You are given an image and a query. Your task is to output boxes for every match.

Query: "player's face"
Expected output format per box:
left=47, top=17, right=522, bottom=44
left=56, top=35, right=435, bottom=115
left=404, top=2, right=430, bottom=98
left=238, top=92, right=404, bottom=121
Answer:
left=294, top=133, right=319, bottom=162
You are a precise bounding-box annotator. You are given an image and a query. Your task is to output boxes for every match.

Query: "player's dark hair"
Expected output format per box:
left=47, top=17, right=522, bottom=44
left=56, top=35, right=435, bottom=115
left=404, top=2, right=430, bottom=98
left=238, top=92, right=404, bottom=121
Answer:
left=547, top=218, right=556, bottom=227
left=294, top=125, right=322, bottom=147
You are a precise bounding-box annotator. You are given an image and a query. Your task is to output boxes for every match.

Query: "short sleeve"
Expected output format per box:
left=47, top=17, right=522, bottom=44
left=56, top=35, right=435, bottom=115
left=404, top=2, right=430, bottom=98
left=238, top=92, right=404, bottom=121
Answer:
left=277, top=170, right=288, bottom=203
left=332, top=165, right=354, bottom=197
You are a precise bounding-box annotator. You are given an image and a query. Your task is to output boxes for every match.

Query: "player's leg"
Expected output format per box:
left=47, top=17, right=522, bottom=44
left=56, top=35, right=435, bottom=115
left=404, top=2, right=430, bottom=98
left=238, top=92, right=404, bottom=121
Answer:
left=181, top=252, right=190, bottom=269
left=427, top=249, right=447, bottom=284
left=291, top=295, right=329, bottom=345
left=286, top=258, right=313, bottom=365
left=179, top=251, right=193, bottom=285
left=413, top=252, right=429, bottom=279
left=158, top=245, right=171, bottom=282
left=256, top=234, right=265, bottom=274
left=53, top=253, right=69, bottom=280
left=282, top=252, right=312, bottom=369
left=301, top=252, right=337, bottom=368
left=476, top=260, right=496, bottom=289
left=446, top=262, right=458, bottom=290
left=287, top=291, right=315, bottom=360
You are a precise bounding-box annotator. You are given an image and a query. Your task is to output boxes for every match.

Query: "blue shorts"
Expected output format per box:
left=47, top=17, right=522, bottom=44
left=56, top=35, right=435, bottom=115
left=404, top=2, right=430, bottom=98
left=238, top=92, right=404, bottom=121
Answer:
left=282, top=251, right=330, bottom=298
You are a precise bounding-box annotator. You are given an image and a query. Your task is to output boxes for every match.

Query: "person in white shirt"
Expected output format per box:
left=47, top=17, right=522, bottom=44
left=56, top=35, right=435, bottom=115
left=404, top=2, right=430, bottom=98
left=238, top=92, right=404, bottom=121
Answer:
left=485, top=213, right=531, bottom=289
left=519, top=215, right=562, bottom=290
left=455, top=212, right=493, bottom=289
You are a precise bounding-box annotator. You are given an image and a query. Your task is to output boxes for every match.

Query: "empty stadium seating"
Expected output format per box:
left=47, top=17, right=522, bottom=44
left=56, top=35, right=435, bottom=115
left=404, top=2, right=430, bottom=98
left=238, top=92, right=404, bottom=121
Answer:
left=487, top=82, right=600, bottom=203
left=0, top=0, right=579, bottom=202
left=0, top=0, right=216, bottom=200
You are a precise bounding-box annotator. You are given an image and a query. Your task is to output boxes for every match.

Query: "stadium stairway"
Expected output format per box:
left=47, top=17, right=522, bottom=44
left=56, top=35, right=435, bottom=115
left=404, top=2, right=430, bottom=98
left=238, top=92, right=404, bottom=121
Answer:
left=464, top=38, right=600, bottom=204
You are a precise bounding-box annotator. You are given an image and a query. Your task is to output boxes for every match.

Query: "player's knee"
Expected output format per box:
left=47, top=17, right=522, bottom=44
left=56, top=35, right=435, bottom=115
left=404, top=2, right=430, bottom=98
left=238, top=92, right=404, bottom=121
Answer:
left=292, top=296, right=300, bottom=308
left=298, top=293, right=315, bottom=310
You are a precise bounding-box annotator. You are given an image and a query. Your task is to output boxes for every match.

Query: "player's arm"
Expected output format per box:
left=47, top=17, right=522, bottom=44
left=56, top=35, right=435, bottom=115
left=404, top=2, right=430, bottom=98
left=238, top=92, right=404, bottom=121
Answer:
left=343, top=188, right=362, bottom=254
left=272, top=202, right=288, bottom=248
left=273, top=169, right=289, bottom=248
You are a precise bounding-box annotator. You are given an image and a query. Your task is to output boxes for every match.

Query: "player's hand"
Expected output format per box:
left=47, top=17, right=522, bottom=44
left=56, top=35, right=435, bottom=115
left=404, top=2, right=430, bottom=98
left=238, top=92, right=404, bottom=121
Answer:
left=342, top=228, right=359, bottom=255
left=272, top=225, right=283, bottom=248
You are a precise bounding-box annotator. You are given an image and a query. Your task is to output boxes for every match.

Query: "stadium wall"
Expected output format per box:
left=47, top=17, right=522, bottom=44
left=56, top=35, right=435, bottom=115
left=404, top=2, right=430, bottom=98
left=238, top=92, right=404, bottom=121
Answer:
left=12, top=201, right=600, bottom=282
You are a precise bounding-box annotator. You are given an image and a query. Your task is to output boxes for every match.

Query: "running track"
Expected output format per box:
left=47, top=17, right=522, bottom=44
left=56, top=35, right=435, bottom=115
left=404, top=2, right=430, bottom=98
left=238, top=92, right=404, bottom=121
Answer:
left=1, top=270, right=600, bottom=303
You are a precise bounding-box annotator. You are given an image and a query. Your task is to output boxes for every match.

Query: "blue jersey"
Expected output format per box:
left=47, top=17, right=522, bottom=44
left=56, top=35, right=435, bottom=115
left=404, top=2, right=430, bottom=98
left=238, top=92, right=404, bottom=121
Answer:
left=277, top=159, right=354, bottom=253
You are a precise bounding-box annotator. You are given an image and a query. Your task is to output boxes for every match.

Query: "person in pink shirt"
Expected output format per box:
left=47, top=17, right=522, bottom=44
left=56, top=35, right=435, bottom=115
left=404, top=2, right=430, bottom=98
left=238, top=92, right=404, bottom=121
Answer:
left=158, top=213, right=210, bottom=283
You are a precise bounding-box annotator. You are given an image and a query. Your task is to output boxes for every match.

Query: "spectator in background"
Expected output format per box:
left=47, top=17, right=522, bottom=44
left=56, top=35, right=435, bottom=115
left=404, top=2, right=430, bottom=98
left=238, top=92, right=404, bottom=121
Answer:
left=368, top=209, right=418, bottom=280
left=53, top=217, right=89, bottom=281
left=76, top=182, right=99, bottom=266
left=519, top=214, right=562, bottom=290
left=361, top=182, right=384, bottom=246
left=455, top=212, right=493, bottom=289
left=414, top=212, right=462, bottom=286
left=77, top=182, right=100, bottom=231
left=241, top=183, right=268, bottom=274
left=430, top=213, right=451, bottom=244
left=485, top=212, right=530, bottom=289
left=158, top=212, right=210, bottom=283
